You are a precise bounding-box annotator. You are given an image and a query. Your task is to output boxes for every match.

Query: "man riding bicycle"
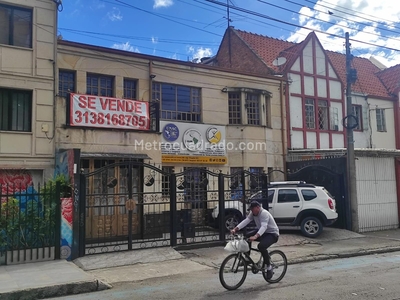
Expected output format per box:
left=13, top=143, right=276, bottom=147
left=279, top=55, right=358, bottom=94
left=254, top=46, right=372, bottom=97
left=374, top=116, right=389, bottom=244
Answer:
left=230, top=200, right=279, bottom=279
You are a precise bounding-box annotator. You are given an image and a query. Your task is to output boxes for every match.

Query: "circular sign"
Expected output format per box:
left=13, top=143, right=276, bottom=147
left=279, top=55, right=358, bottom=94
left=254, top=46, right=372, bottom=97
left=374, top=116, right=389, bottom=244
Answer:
left=206, top=127, right=222, bottom=144
left=163, top=123, right=179, bottom=142
left=183, top=129, right=203, bottom=151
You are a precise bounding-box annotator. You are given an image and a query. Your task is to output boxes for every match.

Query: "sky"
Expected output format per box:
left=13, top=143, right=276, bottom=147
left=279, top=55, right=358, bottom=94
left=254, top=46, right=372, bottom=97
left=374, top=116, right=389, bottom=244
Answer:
left=57, top=0, right=400, bottom=67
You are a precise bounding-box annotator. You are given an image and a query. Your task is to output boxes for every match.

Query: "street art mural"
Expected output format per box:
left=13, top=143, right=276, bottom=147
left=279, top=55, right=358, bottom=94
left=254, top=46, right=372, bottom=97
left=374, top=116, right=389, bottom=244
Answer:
left=0, top=169, right=34, bottom=196
left=61, top=197, right=73, bottom=260
left=55, top=149, right=75, bottom=260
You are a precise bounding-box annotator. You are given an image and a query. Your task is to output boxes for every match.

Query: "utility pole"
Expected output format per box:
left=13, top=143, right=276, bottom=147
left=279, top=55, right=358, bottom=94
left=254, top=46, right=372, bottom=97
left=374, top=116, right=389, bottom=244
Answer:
left=345, top=32, right=359, bottom=232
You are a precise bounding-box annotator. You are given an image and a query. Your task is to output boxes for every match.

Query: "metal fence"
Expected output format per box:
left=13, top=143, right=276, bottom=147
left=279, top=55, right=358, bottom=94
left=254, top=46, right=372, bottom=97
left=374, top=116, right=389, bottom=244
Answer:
left=79, top=163, right=271, bottom=256
left=0, top=182, right=61, bottom=265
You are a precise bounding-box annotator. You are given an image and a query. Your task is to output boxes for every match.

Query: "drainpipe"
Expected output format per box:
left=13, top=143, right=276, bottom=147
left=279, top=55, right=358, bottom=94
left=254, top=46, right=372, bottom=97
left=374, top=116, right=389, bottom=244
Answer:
left=52, top=3, right=59, bottom=177
left=280, top=80, right=287, bottom=179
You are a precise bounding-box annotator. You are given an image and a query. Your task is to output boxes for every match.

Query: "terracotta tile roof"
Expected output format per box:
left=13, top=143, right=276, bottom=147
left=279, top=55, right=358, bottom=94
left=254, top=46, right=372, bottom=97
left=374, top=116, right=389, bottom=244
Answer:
left=233, top=28, right=393, bottom=99
left=326, top=51, right=390, bottom=98
left=234, top=29, right=295, bottom=72
left=376, top=65, right=400, bottom=96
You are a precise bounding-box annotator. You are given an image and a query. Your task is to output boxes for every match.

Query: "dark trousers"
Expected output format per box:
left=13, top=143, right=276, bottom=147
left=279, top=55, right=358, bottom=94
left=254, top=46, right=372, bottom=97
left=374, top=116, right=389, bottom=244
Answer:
left=245, top=231, right=279, bottom=266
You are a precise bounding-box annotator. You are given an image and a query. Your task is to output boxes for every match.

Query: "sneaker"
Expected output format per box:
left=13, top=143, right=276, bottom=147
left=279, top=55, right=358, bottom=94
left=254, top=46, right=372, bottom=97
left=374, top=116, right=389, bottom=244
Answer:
left=266, top=268, right=273, bottom=279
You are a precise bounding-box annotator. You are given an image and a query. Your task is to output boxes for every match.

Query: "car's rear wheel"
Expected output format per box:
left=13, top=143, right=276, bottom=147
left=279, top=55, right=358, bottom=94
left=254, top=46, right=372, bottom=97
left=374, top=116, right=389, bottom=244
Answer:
left=300, top=216, right=323, bottom=238
left=224, top=213, right=241, bottom=231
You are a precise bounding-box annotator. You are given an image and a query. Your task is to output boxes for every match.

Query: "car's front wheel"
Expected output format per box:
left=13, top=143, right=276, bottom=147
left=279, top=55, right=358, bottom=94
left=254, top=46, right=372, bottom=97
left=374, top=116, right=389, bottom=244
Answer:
left=224, top=213, right=241, bottom=231
left=300, top=216, right=323, bottom=238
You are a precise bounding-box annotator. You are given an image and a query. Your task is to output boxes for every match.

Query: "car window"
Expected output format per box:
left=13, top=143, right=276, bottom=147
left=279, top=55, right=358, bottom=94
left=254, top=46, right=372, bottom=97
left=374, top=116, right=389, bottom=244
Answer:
left=323, top=188, right=335, bottom=199
left=268, top=190, right=275, bottom=203
left=277, top=189, right=300, bottom=203
left=301, top=189, right=317, bottom=201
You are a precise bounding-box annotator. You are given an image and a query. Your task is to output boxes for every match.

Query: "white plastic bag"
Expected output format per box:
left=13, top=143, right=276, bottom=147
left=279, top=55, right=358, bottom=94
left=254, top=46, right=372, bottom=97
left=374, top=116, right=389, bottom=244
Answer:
left=224, top=237, right=249, bottom=253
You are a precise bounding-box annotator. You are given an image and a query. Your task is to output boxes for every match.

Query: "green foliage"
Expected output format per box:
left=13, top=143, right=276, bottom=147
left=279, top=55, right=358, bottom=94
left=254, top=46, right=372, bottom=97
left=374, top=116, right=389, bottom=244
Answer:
left=0, top=197, right=56, bottom=251
left=40, top=174, right=72, bottom=203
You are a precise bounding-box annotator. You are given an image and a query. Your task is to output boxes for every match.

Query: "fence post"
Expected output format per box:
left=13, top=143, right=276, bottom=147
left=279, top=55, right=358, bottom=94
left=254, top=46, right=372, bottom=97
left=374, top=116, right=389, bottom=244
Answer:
left=78, top=173, right=86, bottom=257
left=170, top=171, right=177, bottom=246
left=54, top=181, right=61, bottom=260
left=261, top=171, right=269, bottom=211
left=218, top=171, right=225, bottom=241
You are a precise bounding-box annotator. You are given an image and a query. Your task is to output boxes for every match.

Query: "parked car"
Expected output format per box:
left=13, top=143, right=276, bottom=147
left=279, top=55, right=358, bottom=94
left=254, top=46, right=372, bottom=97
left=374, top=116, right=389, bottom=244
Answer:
left=211, top=181, right=338, bottom=238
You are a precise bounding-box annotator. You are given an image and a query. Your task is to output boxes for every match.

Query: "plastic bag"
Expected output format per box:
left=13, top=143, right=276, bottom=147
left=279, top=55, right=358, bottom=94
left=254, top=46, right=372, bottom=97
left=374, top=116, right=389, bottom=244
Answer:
left=224, top=237, right=250, bottom=253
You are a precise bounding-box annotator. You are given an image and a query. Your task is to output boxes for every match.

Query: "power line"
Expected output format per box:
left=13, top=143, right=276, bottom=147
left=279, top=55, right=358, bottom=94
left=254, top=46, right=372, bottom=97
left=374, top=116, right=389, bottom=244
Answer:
left=310, top=0, right=398, bottom=27
left=203, top=0, right=400, bottom=53
left=281, top=0, right=400, bottom=38
left=59, top=28, right=219, bottom=46
left=257, top=0, right=400, bottom=43
left=107, top=0, right=222, bottom=37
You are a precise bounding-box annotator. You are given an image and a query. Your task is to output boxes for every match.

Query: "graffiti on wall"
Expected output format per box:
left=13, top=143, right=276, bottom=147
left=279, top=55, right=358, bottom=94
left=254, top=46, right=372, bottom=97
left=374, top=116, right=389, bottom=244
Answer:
left=0, top=170, right=34, bottom=197
left=61, top=197, right=73, bottom=259
left=55, top=149, right=75, bottom=260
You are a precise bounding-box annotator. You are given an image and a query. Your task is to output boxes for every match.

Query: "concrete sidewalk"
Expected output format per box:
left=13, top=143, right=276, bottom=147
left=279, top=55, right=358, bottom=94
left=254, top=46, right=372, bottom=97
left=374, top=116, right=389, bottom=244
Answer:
left=0, top=260, right=111, bottom=300
left=2, top=228, right=400, bottom=299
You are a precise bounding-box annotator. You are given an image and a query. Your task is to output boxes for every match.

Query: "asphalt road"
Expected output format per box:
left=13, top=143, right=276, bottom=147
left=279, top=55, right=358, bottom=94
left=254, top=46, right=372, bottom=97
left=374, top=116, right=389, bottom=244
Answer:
left=51, top=251, right=400, bottom=300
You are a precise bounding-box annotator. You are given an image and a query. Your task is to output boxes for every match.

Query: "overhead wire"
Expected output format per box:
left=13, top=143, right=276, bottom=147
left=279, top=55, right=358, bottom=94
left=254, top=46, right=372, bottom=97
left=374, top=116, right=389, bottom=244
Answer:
left=202, top=0, right=400, bottom=53
left=307, top=0, right=398, bottom=28
left=278, top=0, right=400, bottom=38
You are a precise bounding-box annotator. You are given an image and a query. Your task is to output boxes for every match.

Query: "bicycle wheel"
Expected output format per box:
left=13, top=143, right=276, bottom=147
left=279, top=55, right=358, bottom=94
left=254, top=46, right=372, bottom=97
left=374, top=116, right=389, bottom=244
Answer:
left=262, top=250, right=287, bottom=283
left=219, top=253, right=248, bottom=290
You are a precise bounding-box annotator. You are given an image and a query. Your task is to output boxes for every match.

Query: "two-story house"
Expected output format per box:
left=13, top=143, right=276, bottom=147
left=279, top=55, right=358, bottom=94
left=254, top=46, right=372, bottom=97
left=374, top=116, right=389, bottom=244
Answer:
left=55, top=39, right=286, bottom=255
left=208, top=26, right=400, bottom=233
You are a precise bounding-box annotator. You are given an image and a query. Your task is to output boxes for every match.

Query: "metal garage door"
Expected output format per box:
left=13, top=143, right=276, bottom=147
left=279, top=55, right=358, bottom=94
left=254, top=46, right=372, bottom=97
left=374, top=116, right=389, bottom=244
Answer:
left=356, top=157, right=399, bottom=232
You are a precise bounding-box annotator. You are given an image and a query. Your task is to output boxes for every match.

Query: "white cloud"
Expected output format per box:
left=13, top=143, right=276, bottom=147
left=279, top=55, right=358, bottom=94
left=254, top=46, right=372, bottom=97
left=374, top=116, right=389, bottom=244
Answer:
left=112, top=42, right=140, bottom=53
left=107, top=7, right=123, bottom=21
left=153, top=0, right=174, bottom=9
left=91, top=0, right=105, bottom=10
left=288, top=0, right=400, bottom=67
left=152, top=37, right=158, bottom=44
left=187, top=46, right=213, bottom=62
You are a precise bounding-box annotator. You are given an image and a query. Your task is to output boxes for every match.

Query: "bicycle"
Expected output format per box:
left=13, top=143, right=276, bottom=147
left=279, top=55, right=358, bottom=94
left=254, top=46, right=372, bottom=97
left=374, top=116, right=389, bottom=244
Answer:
left=219, top=234, right=288, bottom=290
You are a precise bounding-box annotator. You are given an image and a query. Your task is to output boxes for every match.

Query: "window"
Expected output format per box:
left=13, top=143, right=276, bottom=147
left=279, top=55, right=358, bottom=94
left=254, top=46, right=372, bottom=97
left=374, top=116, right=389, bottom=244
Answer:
left=228, top=92, right=241, bottom=124
left=86, top=74, right=113, bottom=97
left=268, top=190, right=275, bottom=203
left=246, top=93, right=260, bottom=125
left=318, top=100, right=328, bottom=130
left=0, top=4, right=32, bottom=48
left=123, top=79, right=137, bottom=100
left=153, top=83, right=201, bottom=122
left=305, top=99, right=315, bottom=129
left=376, top=109, right=386, bottom=132
left=352, top=105, right=362, bottom=130
left=330, top=106, right=339, bottom=130
left=301, top=189, right=317, bottom=201
left=277, top=189, right=300, bottom=203
left=0, top=88, right=31, bottom=132
left=59, top=70, right=75, bottom=98
left=162, top=167, right=173, bottom=196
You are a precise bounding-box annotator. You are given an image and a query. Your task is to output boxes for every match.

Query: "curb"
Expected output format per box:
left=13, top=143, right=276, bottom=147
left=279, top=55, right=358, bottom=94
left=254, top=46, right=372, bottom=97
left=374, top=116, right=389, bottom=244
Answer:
left=0, top=279, right=112, bottom=300
left=287, top=246, right=400, bottom=265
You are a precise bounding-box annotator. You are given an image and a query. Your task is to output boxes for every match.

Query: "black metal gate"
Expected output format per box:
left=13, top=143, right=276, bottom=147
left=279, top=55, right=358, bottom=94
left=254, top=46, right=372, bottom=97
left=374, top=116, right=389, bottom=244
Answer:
left=77, top=162, right=273, bottom=256
left=287, top=157, right=350, bottom=229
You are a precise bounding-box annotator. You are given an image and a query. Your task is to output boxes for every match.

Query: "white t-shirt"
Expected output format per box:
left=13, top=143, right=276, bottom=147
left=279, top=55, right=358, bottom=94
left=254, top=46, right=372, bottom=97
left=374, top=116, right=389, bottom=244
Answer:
left=237, top=207, right=279, bottom=236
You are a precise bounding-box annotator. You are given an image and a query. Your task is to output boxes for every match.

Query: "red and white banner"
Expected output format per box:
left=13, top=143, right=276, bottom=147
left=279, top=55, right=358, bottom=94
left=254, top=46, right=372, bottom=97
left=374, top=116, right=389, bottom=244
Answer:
left=69, top=93, right=150, bottom=130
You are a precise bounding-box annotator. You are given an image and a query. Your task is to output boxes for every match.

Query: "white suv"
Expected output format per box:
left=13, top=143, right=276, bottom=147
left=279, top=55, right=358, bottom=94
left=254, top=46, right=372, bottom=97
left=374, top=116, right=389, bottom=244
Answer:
left=211, top=181, right=338, bottom=238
